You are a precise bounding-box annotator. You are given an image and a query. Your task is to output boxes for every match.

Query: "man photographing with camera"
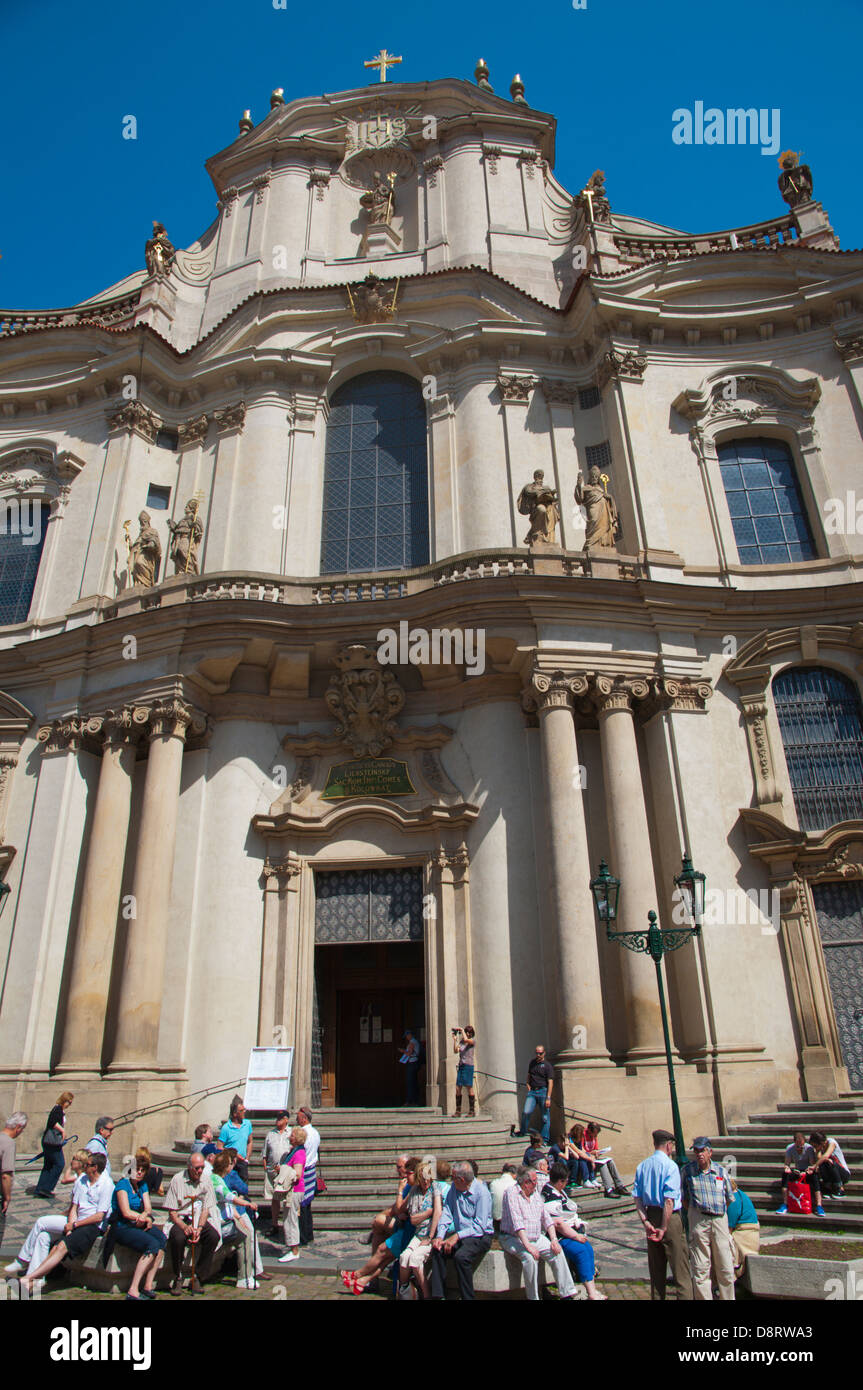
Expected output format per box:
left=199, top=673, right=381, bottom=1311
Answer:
left=452, top=1024, right=477, bottom=1118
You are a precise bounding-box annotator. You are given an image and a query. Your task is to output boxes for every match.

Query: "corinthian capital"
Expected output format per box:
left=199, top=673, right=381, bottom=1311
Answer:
left=590, top=674, right=651, bottom=714
left=641, top=677, right=714, bottom=719
left=100, top=706, right=148, bottom=749
left=37, top=716, right=85, bottom=754
left=529, top=669, right=591, bottom=712
left=142, top=698, right=197, bottom=741
left=106, top=400, right=161, bottom=442
left=262, top=853, right=303, bottom=889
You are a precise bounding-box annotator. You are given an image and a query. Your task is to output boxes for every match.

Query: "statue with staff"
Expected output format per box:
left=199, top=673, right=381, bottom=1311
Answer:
left=575, top=466, right=620, bottom=548
left=167, top=494, right=205, bottom=575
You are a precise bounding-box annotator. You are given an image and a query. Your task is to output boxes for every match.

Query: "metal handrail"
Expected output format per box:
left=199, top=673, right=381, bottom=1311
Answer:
left=473, top=1069, right=623, bottom=1132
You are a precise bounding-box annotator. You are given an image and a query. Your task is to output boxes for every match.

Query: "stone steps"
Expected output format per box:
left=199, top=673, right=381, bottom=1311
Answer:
left=705, top=1099, right=863, bottom=1234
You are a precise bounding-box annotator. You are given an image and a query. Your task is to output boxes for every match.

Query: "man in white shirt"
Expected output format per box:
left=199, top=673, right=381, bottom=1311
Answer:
left=21, top=1151, right=113, bottom=1293
left=490, top=1163, right=518, bottom=1227
left=297, top=1106, right=321, bottom=1246
left=262, top=1112, right=292, bottom=1235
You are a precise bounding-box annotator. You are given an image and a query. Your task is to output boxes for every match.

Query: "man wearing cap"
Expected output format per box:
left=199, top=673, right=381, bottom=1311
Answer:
left=262, top=1111, right=292, bottom=1238
left=681, top=1136, right=735, bottom=1301
left=632, top=1128, right=692, bottom=1301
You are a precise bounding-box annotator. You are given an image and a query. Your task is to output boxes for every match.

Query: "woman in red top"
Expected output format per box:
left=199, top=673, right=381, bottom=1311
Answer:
left=583, top=1122, right=629, bottom=1198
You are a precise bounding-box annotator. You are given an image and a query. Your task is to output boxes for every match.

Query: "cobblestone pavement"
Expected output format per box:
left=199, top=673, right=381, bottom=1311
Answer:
left=12, top=1274, right=657, bottom=1301
left=2, top=1170, right=657, bottom=1299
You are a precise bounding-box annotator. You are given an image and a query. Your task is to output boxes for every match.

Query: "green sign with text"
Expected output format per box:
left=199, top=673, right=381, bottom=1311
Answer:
left=322, top=758, right=415, bottom=800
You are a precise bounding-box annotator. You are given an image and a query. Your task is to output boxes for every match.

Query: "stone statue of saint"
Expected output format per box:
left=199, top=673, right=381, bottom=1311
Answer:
left=517, top=469, right=560, bottom=547
left=777, top=151, right=813, bottom=209
left=575, top=467, right=620, bottom=549
left=129, top=510, right=162, bottom=587
left=145, top=221, right=175, bottom=277
left=360, top=170, right=394, bottom=225
left=167, top=499, right=204, bottom=575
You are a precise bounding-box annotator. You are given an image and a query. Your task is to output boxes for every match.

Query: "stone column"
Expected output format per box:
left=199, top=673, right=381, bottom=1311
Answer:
left=593, top=674, right=663, bottom=1053
left=59, top=708, right=145, bottom=1071
left=110, top=699, right=194, bottom=1070
left=284, top=391, right=325, bottom=575
left=257, top=853, right=302, bottom=1047
left=200, top=402, right=245, bottom=572
left=532, top=671, right=608, bottom=1060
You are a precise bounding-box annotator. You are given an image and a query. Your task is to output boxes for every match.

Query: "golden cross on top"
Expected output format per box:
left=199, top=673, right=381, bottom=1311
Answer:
left=364, top=48, right=402, bottom=82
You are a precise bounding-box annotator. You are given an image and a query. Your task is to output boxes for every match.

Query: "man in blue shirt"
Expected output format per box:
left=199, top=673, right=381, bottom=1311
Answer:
left=85, top=1117, right=115, bottom=1180
left=632, top=1128, right=692, bottom=1301
left=218, top=1098, right=253, bottom=1185
left=429, top=1160, right=493, bottom=1300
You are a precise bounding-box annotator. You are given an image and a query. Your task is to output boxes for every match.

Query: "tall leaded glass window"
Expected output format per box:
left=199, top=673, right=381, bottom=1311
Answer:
left=320, top=372, right=429, bottom=573
left=773, top=667, right=863, bottom=831
left=718, top=437, right=815, bottom=565
left=0, top=500, right=50, bottom=624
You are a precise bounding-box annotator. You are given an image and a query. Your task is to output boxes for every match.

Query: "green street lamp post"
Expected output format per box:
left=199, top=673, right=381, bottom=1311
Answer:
left=589, top=855, right=706, bottom=1166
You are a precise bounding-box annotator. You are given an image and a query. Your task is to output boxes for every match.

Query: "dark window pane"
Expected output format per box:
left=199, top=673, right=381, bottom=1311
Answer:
left=719, top=438, right=815, bottom=565
left=773, top=667, right=863, bottom=831
left=0, top=502, right=50, bottom=625
left=320, top=372, right=429, bottom=574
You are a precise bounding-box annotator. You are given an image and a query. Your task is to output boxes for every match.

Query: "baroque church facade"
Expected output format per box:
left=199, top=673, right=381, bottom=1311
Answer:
left=1, top=62, right=862, bottom=1162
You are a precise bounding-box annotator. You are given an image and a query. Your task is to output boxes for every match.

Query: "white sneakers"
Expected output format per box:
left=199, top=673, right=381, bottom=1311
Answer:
left=4, top=1260, right=24, bottom=1274
left=278, top=1250, right=299, bottom=1263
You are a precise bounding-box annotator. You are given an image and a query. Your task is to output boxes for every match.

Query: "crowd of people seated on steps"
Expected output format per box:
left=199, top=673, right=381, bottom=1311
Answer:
left=5, top=1098, right=321, bottom=1298
left=339, top=1151, right=609, bottom=1300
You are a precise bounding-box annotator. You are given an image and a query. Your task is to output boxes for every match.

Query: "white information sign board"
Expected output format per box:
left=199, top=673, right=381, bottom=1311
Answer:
left=245, top=1046, right=294, bottom=1112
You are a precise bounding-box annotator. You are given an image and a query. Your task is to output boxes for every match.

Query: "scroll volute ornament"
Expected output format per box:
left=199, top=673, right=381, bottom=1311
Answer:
left=325, top=644, right=406, bottom=758
left=591, top=674, right=650, bottom=713
left=529, top=669, right=590, bottom=712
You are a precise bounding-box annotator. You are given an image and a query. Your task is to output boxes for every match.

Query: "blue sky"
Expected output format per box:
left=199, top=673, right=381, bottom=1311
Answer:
left=1, top=0, right=860, bottom=308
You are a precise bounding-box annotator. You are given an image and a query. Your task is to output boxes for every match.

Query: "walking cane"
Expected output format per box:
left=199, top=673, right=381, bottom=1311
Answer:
left=188, top=1196, right=203, bottom=1289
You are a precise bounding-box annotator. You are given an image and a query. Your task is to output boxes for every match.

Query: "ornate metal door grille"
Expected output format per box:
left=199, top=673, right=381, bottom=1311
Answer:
left=773, top=667, right=863, bottom=831
left=314, top=867, right=424, bottom=943
left=811, top=880, right=863, bottom=1090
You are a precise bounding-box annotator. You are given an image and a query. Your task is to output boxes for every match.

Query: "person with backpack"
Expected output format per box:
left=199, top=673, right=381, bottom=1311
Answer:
left=775, top=1131, right=824, bottom=1216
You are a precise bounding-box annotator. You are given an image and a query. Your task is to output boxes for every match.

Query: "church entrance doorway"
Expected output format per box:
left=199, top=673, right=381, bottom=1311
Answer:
left=311, top=866, right=426, bottom=1107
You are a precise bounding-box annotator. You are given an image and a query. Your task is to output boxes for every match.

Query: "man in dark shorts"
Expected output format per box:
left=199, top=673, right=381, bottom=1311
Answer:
left=21, top=1151, right=113, bottom=1293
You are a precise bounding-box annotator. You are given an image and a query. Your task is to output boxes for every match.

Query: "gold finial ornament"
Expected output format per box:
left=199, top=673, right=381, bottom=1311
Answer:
left=364, top=48, right=402, bottom=83
left=270, top=88, right=285, bottom=108
left=239, top=110, right=253, bottom=134
left=510, top=74, right=527, bottom=104
left=475, top=58, right=493, bottom=91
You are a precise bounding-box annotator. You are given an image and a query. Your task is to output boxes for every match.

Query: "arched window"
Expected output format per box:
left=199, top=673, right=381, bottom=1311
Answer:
left=718, top=437, right=815, bottom=565
left=0, top=500, right=51, bottom=625
left=320, top=371, right=429, bottom=573
left=773, top=667, right=863, bottom=831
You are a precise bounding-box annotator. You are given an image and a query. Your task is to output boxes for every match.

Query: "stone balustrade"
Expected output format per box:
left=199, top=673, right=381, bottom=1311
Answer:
left=614, top=214, right=798, bottom=264
left=0, top=289, right=142, bottom=336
